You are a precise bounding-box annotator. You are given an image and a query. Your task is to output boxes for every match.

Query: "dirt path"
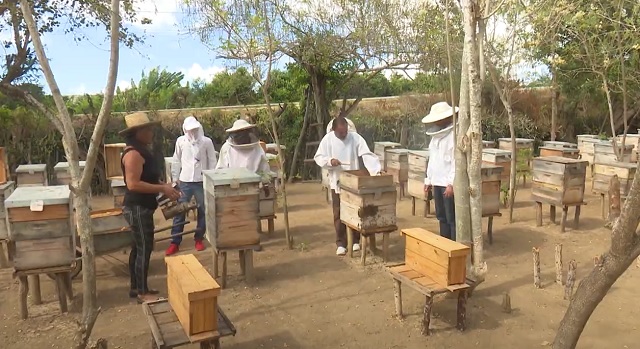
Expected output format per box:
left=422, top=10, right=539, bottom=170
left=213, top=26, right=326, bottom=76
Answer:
left=0, top=182, right=638, bottom=348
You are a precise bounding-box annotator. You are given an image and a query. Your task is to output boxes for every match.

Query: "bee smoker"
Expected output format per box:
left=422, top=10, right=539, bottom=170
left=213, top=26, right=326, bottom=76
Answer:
left=156, top=183, right=198, bottom=220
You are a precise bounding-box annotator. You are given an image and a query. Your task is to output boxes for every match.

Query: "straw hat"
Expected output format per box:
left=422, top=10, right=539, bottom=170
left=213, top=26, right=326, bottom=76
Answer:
left=421, top=102, right=459, bottom=124
left=226, top=119, right=256, bottom=133
left=119, top=112, right=160, bottom=135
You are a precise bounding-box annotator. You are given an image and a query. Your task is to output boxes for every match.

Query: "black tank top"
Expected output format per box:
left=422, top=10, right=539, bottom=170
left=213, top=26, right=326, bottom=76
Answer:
left=121, top=145, right=161, bottom=210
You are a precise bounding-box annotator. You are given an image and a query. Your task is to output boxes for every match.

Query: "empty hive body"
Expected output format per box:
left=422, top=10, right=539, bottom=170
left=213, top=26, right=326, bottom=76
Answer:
left=407, top=150, right=429, bottom=198
left=104, top=143, right=127, bottom=180
left=0, top=181, right=16, bottom=239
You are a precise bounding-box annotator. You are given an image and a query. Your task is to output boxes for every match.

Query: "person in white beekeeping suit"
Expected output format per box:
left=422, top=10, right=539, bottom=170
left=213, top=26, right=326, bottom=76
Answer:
left=326, top=117, right=357, bottom=134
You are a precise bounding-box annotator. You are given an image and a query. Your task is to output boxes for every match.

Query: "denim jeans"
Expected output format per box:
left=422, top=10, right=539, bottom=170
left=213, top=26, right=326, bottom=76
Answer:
left=170, top=181, right=206, bottom=245
left=433, top=185, right=456, bottom=241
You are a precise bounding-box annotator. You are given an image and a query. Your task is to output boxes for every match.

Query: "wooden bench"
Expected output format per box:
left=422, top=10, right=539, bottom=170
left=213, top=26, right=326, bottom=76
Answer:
left=16, top=265, right=73, bottom=319
left=534, top=201, right=585, bottom=233
left=143, top=299, right=236, bottom=349
left=212, top=245, right=259, bottom=289
left=345, top=223, right=396, bottom=266
left=387, top=263, right=469, bottom=335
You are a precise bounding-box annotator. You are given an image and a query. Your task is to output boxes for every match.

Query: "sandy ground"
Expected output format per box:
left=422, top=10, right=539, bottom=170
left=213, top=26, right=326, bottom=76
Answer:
left=0, top=181, right=639, bottom=349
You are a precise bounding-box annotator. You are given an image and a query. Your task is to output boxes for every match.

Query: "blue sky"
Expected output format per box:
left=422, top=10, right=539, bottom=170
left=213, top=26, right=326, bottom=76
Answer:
left=28, top=0, right=228, bottom=95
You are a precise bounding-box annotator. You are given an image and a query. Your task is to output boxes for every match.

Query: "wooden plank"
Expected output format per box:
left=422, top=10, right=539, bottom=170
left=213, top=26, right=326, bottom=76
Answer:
left=143, top=302, right=166, bottom=348
left=401, top=228, right=469, bottom=256
left=8, top=204, right=70, bottom=223
left=405, top=236, right=450, bottom=268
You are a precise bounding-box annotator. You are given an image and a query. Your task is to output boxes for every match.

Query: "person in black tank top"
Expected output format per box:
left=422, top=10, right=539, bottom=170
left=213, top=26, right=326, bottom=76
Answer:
left=119, top=112, right=180, bottom=303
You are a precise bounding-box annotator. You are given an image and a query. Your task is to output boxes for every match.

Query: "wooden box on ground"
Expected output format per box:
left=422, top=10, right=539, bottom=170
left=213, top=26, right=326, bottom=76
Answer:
left=166, top=254, right=221, bottom=336
left=531, top=156, right=588, bottom=206
left=259, top=175, right=277, bottom=217
left=592, top=162, right=637, bottom=197
left=53, top=161, right=86, bottom=185
left=0, top=181, right=16, bottom=240
left=104, top=143, right=126, bottom=180
left=401, top=228, right=470, bottom=286
left=5, top=185, right=75, bottom=270
left=203, top=168, right=261, bottom=249
left=408, top=150, right=429, bottom=198
left=385, top=148, right=409, bottom=184
left=482, top=149, right=511, bottom=183
left=594, top=142, right=633, bottom=164
left=615, top=134, right=640, bottom=162
left=164, top=157, right=173, bottom=183
left=110, top=179, right=126, bottom=208
left=539, top=146, right=580, bottom=159
left=339, top=170, right=396, bottom=230
left=0, top=147, right=9, bottom=185
left=374, top=142, right=401, bottom=171
left=482, top=140, right=496, bottom=149
left=15, top=164, right=48, bottom=187
left=481, top=164, right=503, bottom=216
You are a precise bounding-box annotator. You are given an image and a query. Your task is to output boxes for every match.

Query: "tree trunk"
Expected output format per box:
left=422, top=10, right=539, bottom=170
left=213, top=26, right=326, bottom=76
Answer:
left=606, top=175, right=621, bottom=229
left=551, top=68, right=558, bottom=141
left=288, top=87, right=312, bottom=182
left=309, top=72, right=330, bottom=138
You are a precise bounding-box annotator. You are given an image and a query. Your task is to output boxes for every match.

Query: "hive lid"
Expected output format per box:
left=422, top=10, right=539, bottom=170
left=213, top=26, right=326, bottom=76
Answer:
left=408, top=150, right=429, bottom=158
left=0, top=181, right=15, bottom=191
left=54, top=161, right=86, bottom=170
left=386, top=148, right=409, bottom=154
left=498, top=137, right=534, bottom=143
left=594, top=161, right=638, bottom=169
left=5, top=185, right=71, bottom=208
left=533, top=156, right=588, bottom=164
left=539, top=146, right=579, bottom=153
left=401, top=228, right=469, bottom=256
left=374, top=141, right=402, bottom=147
left=482, top=148, right=511, bottom=155
left=105, top=143, right=126, bottom=148
left=110, top=179, right=126, bottom=187
left=203, top=168, right=261, bottom=186
left=481, top=163, right=502, bottom=170
left=266, top=143, right=286, bottom=150
left=15, top=164, right=47, bottom=173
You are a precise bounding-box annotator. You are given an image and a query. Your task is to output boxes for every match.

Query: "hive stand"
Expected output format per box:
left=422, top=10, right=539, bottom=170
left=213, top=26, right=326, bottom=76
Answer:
left=387, top=264, right=470, bottom=336
left=535, top=202, right=585, bottom=233
left=410, top=192, right=432, bottom=217
left=143, top=299, right=236, bottom=349
left=344, top=223, right=396, bottom=266
left=0, top=240, right=9, bottom=268
left=257, top=215, right=276, bottom=236
left=484, top=212, right=502, bottom=245
left=212, top=245, right=259, bottom=289
left=16, top=265, right=73, bottom=319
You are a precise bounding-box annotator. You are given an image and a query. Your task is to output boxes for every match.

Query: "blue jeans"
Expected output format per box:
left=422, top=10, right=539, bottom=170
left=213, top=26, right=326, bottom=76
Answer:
left=170, top=181, right=205, bottom=245
left=433, top=186, right=456, bottom=241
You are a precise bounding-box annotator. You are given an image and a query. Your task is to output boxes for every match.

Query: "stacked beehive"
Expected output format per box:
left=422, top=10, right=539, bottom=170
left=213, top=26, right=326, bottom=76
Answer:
left=615, top=134, right=640, bottom=162
left=104, top=143, right=127, bottom=208
left=576, top=135, right=600, bottom=164
left=385, top=148, right=409, bottom=196
left=498, top=138, right=534, bottom=179
left=15, top=164, right=48, bottom=187
left=339, top=170, right=396, bottom=231
left=592, top=162, right=636, bottom=198
left=407, top=150, right=429, bottom=199
left=374, top=142, right=401, bottom=172
left=531, top=156, right=588, bottom=206
left=482, top=149, right=511, bottom=184
left=480, top=164, right=503, bottom=216
left=53, top=161, right=86, bottom=185
left=594, top=142, right=633, bottom=163
left=482, top=140, right=496, bottom=149
left=539, top=141, right=580, bottom=159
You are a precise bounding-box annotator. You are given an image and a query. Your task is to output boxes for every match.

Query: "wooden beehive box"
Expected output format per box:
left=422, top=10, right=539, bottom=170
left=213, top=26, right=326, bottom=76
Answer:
left=482, top=140, right=496, bottom=149
left=339, top=170, right=396, bottom=230
left=5, top=185, right=75, bottom=271
left=592, top=162, right=637, bottom=197
left=543, top=141, right=578, bottom=150
left=576, top=136, right=600, bottom=164
left=164, top=157, right=173, bottom=183
left=104, top=143, right=126, bottom=180
left=385, top=148, right=409, bottom=184
left=110, top=179, right=126, bottom=208
left=482, top=149, right=511, bottom=183
left=481, top=164, right=503, bottom=216
left=539, top=146, right=580, bottom=159
left=499, top=137, right=533, bottom=170
left=15, top=164, right=48, bottom=187
left=531, top=156, right=588, bottom=206
left=615, top=134, right=640, bottom=162
left=594, top=142, right=633, bottom=164
left=401, top=228, right=470, bottom=286
left=203, top=168, right=261, bottom=249
left=0, top=147, right=8, bottom=185
left=408, top=150, right=429, bottom=198
left=259, top=174, right=277, bottom=217
left=374, top=141, right=401, bottom=171
left=166, top=254, right=221, bottom=336
left=53, top=161, right=86, bottom=185
left=0, top=181, right=16, bottom=240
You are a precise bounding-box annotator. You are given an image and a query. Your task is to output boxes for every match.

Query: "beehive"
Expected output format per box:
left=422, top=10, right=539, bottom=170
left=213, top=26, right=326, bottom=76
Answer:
left=203, top=168, right=261, bottom=249
left=53, top=161, right=86, bottom=185
left=401, top=228, right=470, bottom=286
left=481, top=164, right=503, bottom=216
left=594, top=142, right=633, bottom=163
left=104, top=143, right=126, bottom=180
left=615, top=134, right=640, bottom=162
left=0, top=147, right=9, bottom=185
left=576, top=135, right=600, bottom=164
left=385, top=148, right=409, bottom=185
left=259, top=174, right=277, bottom=217
left=592, top=162, right=637, bottom=197
left=5, top=185, right=75, bottom=270
left=407, top=150, right=429, bottom=198
left=482, top=149, right=511, bottom=183
left=110, top=179, right=126, bottom=208
left=0, top=181, right=16, bottom=240
left=164, top=157, right=173, bottom=183
left=482, top=140, right=496, bottom=149
left=339, top=170, right=396, bottom=230
left=531, top=156, right=588, bottom=206
left=166, top=254, right=221, bottom=336
left=374, top=142, right=401, bottom=171
left=498, top=138, right=534, bottom=173
left=15, top=164, right=48, bottom=187
left=539, top=146, right=580, bottom=159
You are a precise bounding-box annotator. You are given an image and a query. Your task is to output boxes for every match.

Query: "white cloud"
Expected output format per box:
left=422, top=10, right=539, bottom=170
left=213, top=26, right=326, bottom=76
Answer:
left=130, top=0, right=179, bottom=31
left=70, top=83, right=87, bottom=95
left=117, top=80, right=132, bottom=91
left=180, top=63, right=224, bottom=82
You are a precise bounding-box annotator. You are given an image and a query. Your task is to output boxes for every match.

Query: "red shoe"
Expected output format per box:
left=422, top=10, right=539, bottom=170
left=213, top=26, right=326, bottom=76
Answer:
left=165, top=243, right=180, bottom=256
left=195, top=240, right=206, bottom=252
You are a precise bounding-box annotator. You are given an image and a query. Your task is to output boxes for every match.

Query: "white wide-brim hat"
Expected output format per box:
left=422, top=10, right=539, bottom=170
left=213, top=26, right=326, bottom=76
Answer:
left=119, top=112, right=160, bottom=135
left=421, top=101, right=459, bottom=124
left=226, top=119, right=256, bottom=133
left=183, top=116, right=201, bottom=131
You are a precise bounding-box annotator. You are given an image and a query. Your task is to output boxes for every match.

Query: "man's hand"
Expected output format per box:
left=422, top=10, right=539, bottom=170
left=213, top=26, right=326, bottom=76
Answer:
left=330, top=158, right=342, bottom=166
left=424, top=184, right=432, bottom=193
left=444, top=185, right=454, bottom=198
